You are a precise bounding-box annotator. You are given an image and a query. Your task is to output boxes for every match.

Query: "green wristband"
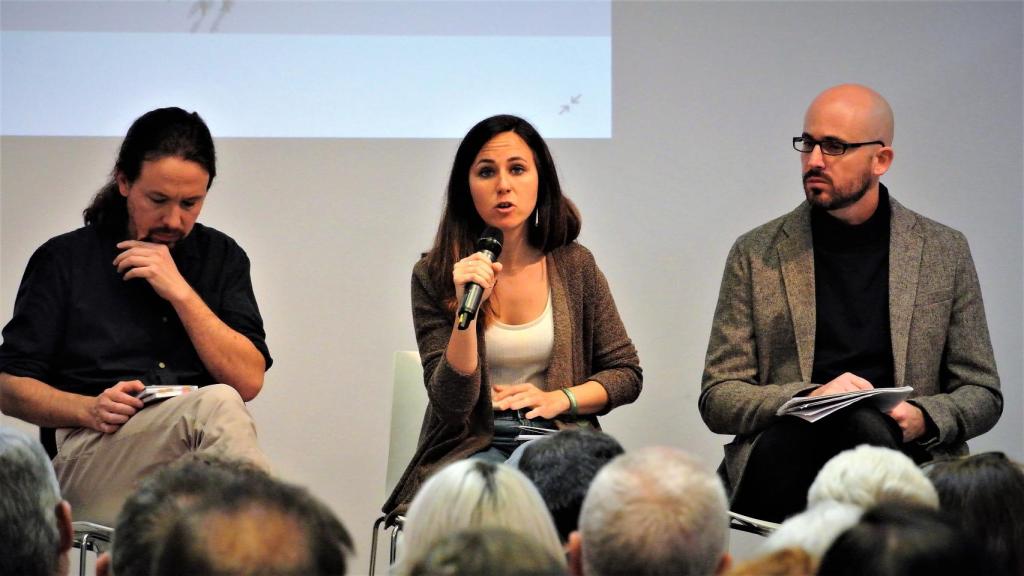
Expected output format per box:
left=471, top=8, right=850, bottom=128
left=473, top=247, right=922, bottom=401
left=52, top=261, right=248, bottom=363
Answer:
left=560, top=387, right=579, bottom=417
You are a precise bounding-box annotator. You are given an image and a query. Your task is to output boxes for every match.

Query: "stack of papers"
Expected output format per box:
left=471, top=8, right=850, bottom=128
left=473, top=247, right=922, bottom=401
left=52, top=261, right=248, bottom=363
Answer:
left=136, top=385, right=199, bottom=406
left=728, top=511, right=781, bottom=535
left=777, top=386, right=913, bottom=423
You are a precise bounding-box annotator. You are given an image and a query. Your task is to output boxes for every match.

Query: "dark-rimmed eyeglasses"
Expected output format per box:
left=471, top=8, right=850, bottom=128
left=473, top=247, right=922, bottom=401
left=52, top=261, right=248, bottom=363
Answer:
left=793, top=136, right=885, bottom=156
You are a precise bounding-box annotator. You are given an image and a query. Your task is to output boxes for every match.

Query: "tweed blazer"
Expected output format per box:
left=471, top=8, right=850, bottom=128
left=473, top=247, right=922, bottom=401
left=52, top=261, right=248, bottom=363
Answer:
left=383, top=242, right=642, bottom=514
left=699, top=193, right=1002, bottom=496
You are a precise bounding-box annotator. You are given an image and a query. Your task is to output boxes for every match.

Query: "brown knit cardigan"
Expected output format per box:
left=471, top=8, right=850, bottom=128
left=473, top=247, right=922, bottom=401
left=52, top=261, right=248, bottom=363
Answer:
left=383, top=242, right=642, bottom=515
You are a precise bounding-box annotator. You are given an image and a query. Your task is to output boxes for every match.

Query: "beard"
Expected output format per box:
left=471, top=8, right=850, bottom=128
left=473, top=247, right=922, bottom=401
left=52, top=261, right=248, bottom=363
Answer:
left=803, top=168, right=871, bottom=212
left=141, top=227, right=185, bottom=247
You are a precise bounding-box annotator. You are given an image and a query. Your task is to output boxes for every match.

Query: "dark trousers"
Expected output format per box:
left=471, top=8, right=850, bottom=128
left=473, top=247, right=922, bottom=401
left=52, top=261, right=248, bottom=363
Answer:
left=730, top=405, right=913, bottom=523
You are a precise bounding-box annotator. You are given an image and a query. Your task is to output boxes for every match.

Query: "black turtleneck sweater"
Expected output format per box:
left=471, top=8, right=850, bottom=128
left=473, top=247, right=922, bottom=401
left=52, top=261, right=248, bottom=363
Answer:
left=810, top=186, right=894, bottom=389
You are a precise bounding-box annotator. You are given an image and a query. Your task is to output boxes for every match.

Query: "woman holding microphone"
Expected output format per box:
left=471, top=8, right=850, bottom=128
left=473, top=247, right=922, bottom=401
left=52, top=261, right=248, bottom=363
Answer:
left=384, top=115, right=641, bottom=515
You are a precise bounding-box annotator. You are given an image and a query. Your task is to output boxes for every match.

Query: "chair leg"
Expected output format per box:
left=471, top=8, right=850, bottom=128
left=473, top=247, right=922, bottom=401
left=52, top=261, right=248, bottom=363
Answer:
left=369, top=515, right=386, bottom=576
left=78, top=533, right=91, bottom=576
left=389, top=523, right=401, bottom=564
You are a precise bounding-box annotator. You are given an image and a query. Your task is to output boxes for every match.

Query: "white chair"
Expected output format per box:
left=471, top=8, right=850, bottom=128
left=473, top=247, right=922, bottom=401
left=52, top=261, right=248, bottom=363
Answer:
left=384, top=351, right=428, bottom=497
left=369, top=351, right=427, bottom=575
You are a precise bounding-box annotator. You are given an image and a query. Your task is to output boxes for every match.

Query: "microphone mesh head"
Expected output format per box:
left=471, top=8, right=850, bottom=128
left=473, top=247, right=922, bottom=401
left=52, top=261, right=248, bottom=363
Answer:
left=476, top=227, right=504, bottom=259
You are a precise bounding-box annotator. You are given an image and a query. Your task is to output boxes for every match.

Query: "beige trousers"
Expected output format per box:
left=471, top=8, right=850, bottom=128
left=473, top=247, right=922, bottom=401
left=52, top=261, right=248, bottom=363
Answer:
left=53, top=384, right=270, bottom=526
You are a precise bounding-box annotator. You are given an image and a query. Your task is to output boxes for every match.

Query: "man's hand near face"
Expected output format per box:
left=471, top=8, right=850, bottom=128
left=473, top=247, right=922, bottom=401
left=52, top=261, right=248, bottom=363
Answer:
left=114, top=240, right=194, bottom=303
left=113, top=239, right=265, bottom=400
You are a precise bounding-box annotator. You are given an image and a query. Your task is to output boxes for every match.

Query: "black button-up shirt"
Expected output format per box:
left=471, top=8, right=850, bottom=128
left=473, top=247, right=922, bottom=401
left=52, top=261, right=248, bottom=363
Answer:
left=0, top=223, right=272, bottom=452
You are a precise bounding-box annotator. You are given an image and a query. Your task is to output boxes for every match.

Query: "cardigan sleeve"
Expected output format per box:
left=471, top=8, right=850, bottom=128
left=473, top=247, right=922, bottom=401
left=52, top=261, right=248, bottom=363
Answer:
left=410, top=259, right=483, bottom=422
left=575, top=246, right=643, bottom=412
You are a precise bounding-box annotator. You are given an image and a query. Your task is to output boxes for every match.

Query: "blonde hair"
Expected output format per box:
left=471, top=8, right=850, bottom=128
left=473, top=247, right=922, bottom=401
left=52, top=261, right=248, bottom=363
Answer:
left=396, top=460, right=565, bottom=574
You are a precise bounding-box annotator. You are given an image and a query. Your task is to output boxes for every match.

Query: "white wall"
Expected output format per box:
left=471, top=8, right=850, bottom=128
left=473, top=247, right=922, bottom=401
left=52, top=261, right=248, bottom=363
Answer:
left=2, top=1, right=1021, bottom=568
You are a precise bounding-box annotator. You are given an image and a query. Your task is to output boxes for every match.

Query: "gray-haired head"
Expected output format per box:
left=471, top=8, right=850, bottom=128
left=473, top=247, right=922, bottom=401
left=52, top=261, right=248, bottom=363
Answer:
left=807, top=445, right=939, bottom=510
left=0, top=426, right=71, bottom=576
left=576, top=447, right=730, bottom=576
left=397, top=459, right=565, bottom=575
left=761, top=500, right=864, bottom=560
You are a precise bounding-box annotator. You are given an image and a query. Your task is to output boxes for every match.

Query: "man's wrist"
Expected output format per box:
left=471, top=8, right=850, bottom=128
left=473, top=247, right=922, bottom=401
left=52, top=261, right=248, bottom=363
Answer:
left=909, top=400, right=939, bottom=446
left=74, top=393, right=98, bottom=429
left=166, top=281, right=200, bottom=307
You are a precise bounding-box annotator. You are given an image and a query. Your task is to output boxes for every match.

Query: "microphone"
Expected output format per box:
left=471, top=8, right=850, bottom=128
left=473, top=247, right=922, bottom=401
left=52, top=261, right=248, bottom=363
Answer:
left=457, top=227, right=504, bottom=330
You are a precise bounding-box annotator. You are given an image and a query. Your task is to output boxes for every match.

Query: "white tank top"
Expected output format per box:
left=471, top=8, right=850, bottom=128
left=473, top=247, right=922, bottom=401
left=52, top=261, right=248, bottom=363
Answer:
left=485, top=292, right=554, bottom=389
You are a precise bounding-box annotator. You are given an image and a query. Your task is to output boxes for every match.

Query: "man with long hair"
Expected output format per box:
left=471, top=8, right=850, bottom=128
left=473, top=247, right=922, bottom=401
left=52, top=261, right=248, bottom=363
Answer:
left=0, top=107, right=272, bottom=526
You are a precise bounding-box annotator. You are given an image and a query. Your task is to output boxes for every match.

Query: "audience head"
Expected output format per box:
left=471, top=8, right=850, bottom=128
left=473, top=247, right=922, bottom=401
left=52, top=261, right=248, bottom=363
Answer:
left=153, top=472, right=353, bottom=576
left=926, top=451, right=1024, bottom=576
left=398, top=459, right=565, bottom=574
left=817, top=502, right=989, bottom=576
left=572, top=447, right=730, bottom=576
left=0, top=426, right=73, bottom=576
left=99, top=454, right=270, bottom=576
left=807, top=444, right=938, bottom=509
left=723, top=547, right=815, bottom=576
left=760, top=500, right=863, bottom=561
left=518, top=429, right=625, bottom=543
left=408, top=527, right=567, bottom=576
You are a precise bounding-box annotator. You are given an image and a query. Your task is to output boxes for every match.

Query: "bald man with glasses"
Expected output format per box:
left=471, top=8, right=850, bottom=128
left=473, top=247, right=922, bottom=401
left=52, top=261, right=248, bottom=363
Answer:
left=699, top=84, right=1002, bottom=522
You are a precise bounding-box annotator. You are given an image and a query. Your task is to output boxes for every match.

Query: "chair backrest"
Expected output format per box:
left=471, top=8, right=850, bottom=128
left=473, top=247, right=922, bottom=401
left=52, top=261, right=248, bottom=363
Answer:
left=384, top=351, right=428, bottom=497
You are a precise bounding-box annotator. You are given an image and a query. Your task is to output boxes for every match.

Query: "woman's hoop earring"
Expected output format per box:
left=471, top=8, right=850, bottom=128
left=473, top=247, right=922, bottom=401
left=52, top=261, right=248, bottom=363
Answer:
left=534, top=208, right=540, bottom=227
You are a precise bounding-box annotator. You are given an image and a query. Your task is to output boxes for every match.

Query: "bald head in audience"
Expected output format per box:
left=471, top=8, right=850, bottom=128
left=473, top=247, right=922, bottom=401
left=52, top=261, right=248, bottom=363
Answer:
left=153, top=472, right=353, bottom=576
left=96, top=455, right=269, bottom=576
left=570, top=447, right=731, bottom=576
